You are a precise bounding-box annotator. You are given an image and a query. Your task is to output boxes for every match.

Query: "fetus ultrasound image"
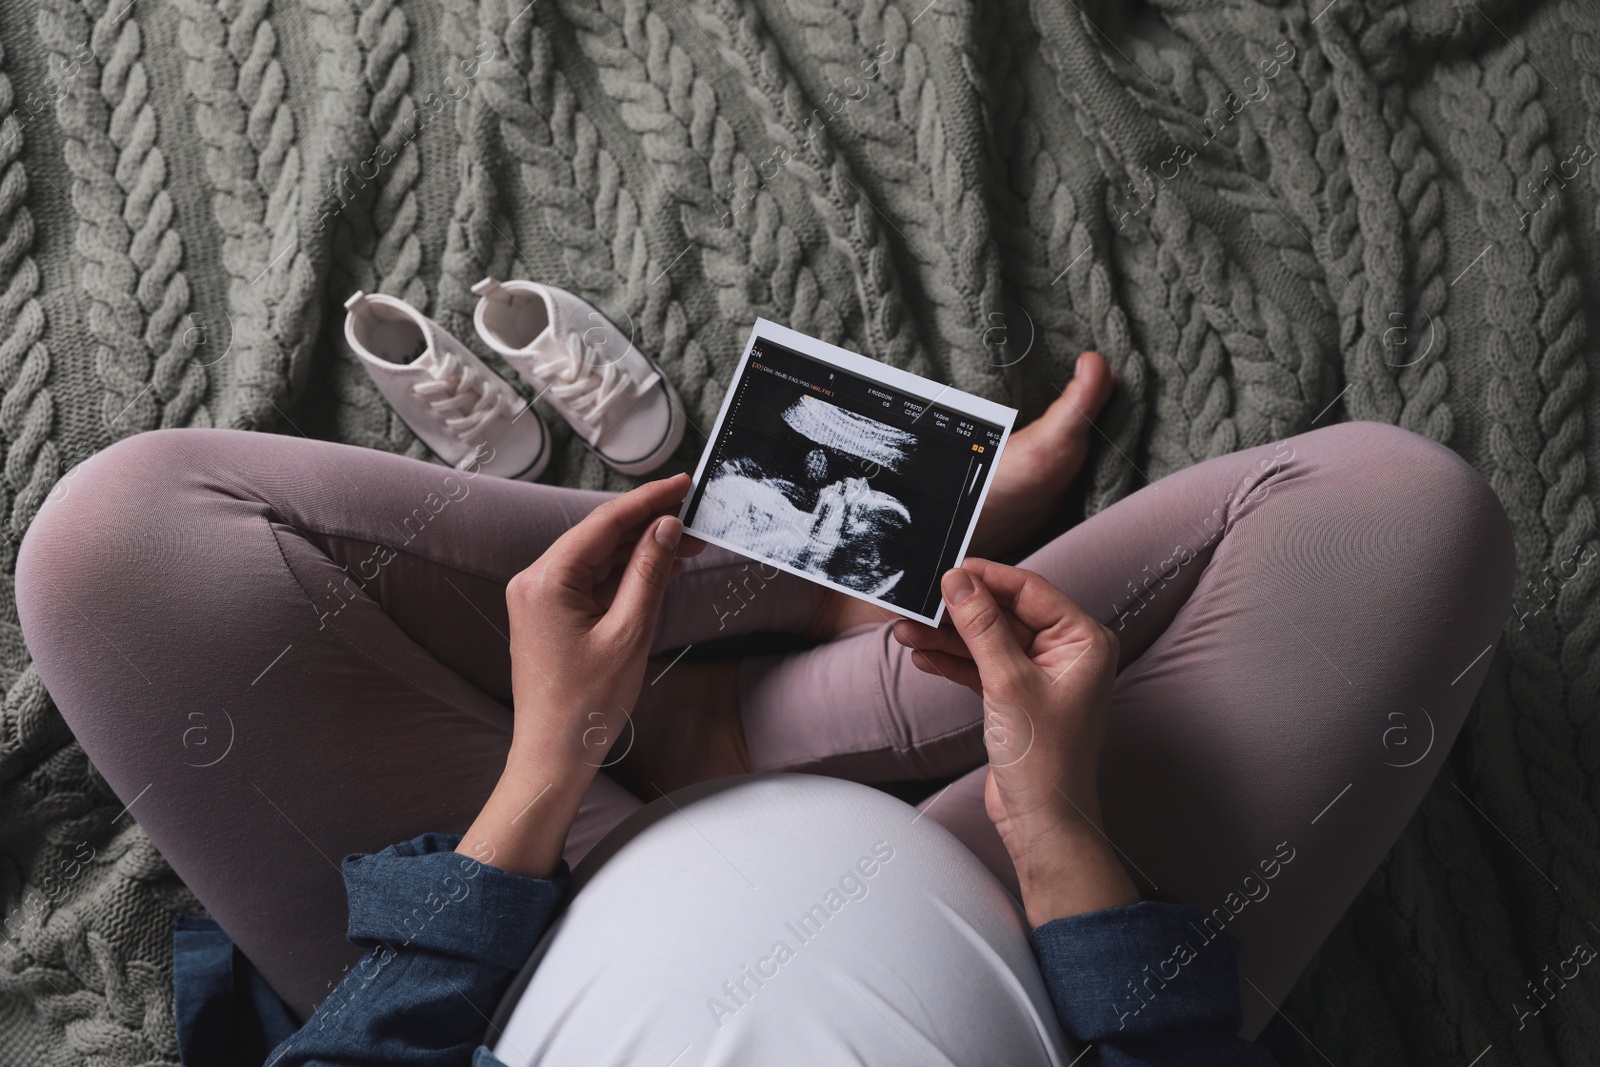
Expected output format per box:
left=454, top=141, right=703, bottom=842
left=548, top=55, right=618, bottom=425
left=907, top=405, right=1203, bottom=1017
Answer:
left=683, top=338, right=1006, bottom=620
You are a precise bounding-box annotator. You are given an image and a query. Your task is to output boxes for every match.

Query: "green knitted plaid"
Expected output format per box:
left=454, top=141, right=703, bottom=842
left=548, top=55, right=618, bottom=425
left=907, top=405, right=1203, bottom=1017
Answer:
left=1, top=0, right=1595, bottom=1062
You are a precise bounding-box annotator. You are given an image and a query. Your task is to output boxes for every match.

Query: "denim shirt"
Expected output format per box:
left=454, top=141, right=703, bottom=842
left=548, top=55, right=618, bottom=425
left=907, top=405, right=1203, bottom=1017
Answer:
left=174, top=833, right=1296, bottom=1066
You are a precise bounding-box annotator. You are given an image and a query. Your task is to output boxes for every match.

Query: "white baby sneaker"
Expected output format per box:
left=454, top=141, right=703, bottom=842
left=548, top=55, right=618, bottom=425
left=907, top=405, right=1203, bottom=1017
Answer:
left=344, top=291, right=550, bottom=481
left=470, top=278, right=685, bottom=475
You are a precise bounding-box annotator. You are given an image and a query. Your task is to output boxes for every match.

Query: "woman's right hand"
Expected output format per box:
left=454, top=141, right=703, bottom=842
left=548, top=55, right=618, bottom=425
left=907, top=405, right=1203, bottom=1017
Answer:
left=893, top=560, right=1140, bottom=925
left=459, top=474, right=701, bottom=879
left=502, top=473, right=700, bottom=771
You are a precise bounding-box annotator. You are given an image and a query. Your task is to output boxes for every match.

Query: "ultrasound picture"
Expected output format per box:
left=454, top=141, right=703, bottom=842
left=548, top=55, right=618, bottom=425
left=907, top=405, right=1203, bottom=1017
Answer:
left=695, top=395, right=919, bottom=599
left=684, top=334, right=1005, bottom=620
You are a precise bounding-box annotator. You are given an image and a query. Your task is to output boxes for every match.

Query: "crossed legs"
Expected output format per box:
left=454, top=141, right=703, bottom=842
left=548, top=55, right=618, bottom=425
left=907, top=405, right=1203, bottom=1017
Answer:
left=16, top=420, right=1512, bottom=1039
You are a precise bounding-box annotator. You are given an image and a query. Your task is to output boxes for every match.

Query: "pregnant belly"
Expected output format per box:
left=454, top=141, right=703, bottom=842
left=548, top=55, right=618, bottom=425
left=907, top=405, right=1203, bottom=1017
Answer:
left=487, top=774, right=1077, bottom=1067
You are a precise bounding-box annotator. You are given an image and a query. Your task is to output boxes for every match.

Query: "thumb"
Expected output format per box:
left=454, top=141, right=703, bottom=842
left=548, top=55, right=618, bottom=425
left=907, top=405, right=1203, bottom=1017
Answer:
left=607, top=514, right=683, bottom=643
left=943, top=568, right=1032, bottom=685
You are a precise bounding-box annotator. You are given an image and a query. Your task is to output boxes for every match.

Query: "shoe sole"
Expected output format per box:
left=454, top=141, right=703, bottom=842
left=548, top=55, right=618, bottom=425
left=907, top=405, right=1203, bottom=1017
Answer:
left=509, top=440, right=551, bottom=481
left=412, top=417, right=550, bottom=483
left=589, top=376, right=688, bottom=476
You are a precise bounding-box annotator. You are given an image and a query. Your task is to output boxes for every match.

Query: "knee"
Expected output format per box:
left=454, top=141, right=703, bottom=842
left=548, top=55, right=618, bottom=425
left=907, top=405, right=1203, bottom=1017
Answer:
left=1287, top=421, right=1516, bottom=615
left=16, top=429, right=218, bottom=662
left=1315, top=422, right=1512, bottom=539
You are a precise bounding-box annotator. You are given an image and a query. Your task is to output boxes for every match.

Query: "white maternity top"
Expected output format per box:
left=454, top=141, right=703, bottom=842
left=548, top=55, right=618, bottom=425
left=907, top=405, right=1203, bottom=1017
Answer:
left=487, top=773, right=1077, bottom=1066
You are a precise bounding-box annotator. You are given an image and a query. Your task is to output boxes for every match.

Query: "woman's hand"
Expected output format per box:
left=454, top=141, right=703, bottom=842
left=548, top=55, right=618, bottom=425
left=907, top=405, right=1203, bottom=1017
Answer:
left=459, top=474, right=702, bottom=879
left=504, top=473, right=701, bottom=769
left=893, top=560, right=1140, bottom=926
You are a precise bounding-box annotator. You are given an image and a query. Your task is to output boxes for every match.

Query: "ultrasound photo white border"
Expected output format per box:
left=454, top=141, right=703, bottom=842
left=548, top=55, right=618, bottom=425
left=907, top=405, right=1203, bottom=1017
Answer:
left=680, top=318, right=1017, bottom=627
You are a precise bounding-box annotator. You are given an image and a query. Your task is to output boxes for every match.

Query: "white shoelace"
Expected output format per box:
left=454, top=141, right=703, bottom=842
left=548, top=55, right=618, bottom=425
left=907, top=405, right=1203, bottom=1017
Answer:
left=529, top=333, right=658, bottom=441
left=411, top=349, right=518, bottom=450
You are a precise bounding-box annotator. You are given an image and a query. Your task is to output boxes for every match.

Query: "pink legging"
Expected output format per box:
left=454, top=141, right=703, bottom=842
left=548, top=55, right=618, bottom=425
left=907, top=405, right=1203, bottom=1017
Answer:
left=15, top=421, right=1512, bottom=1037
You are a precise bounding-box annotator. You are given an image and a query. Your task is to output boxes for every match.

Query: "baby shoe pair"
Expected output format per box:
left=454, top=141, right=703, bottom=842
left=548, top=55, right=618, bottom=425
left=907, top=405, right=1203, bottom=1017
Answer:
left=343, top=280, right=685, bottom=480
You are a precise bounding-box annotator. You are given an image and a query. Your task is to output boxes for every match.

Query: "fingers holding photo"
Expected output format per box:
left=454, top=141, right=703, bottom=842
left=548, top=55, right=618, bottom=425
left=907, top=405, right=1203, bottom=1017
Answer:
left=604, top=514, right=688, bottom=642
left=590, top=514, right=705, bottom=595
left=542, top=474, right=700, bottom=591
left=958, top=559, right=1101, bottom=637
left=891, top=567, right=1035, bottom=660
left=950, top=560, right=1117, bottom=674
left=552, top=473, right=694, bottom=574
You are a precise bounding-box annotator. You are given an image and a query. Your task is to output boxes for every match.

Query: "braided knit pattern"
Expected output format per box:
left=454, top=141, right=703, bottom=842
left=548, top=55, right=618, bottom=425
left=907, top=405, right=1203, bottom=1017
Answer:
left=1562, top=0, right=1600, bottom=878
left=3, top=0, right=1600, bottom=1061
left=785, top=0, right=1003, bottom=392
left=174, top=0, right=314, bottom=428
left=363, top=0, right=426, bottom=310
left=553, top=0, right=882, bottom=425
left=1313, top=1, right=1454, bottom=440
left=1010, top=0, right=1146, bottom=512
left=697, top=0, right=913, bottom=363
left=0, top=43, right=60, bottom=559
left=478, top=0, right=738, bottom=488
left=1117, top=36, right=1246, bottom=474
left=1141, top=26, right=1335, bottom=436
left=1437, top=17, right=1600, bottom=1065
left=692, top=0, right=853, bottom=346
left=301, top=0, right=430, bottom=458
left=40, top=0, right=208, bottom=441
left=435, top=0, right=512, bottom=347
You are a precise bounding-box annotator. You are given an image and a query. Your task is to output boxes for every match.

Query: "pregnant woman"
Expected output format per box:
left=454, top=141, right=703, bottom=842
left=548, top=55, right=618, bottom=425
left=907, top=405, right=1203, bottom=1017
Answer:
left=15, top=353, right=1513, bottom=1066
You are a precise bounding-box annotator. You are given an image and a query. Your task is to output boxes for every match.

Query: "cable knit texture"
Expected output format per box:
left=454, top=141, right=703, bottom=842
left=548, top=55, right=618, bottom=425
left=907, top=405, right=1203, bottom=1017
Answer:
left=0, top=0, right=1595, bottom=1062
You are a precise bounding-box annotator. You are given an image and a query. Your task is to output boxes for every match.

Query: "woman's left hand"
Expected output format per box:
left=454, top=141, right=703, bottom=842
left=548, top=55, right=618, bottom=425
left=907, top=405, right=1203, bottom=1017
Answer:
left=893, top=560, right=1139, bottom=925
left=460, top=473, right=702, bottom=878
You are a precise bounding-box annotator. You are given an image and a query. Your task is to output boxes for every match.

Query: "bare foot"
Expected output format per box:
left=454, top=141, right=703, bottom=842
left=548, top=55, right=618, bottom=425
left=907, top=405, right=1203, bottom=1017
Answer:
left=786, top=353, right=1115, bottom=644
left=610, top=658, right=752, bottom=797
left=971, top=350, right=1116, bottom=557
left=799, top=353, right=1114, bottom=641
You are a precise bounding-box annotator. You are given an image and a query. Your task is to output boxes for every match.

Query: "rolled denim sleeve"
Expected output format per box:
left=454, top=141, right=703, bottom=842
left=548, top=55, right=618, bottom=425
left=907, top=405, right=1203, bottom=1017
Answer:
left=263, top=832, right=566, bottom=1067
left=1029, top=900, right=1278, bottom=1066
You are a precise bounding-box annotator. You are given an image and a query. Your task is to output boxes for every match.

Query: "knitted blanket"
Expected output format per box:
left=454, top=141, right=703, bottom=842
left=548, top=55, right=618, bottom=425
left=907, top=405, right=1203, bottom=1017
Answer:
left=1, top=0, right=1597, bottom=1061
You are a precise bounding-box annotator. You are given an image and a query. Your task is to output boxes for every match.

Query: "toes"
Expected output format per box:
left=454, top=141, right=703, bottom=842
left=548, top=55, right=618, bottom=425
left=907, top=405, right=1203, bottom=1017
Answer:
left=1068, top=351, right=1115, bottom=414
left=1035, top=352, right=1101, bottom=441
left=1043, top=351, right=1115, bottom=441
